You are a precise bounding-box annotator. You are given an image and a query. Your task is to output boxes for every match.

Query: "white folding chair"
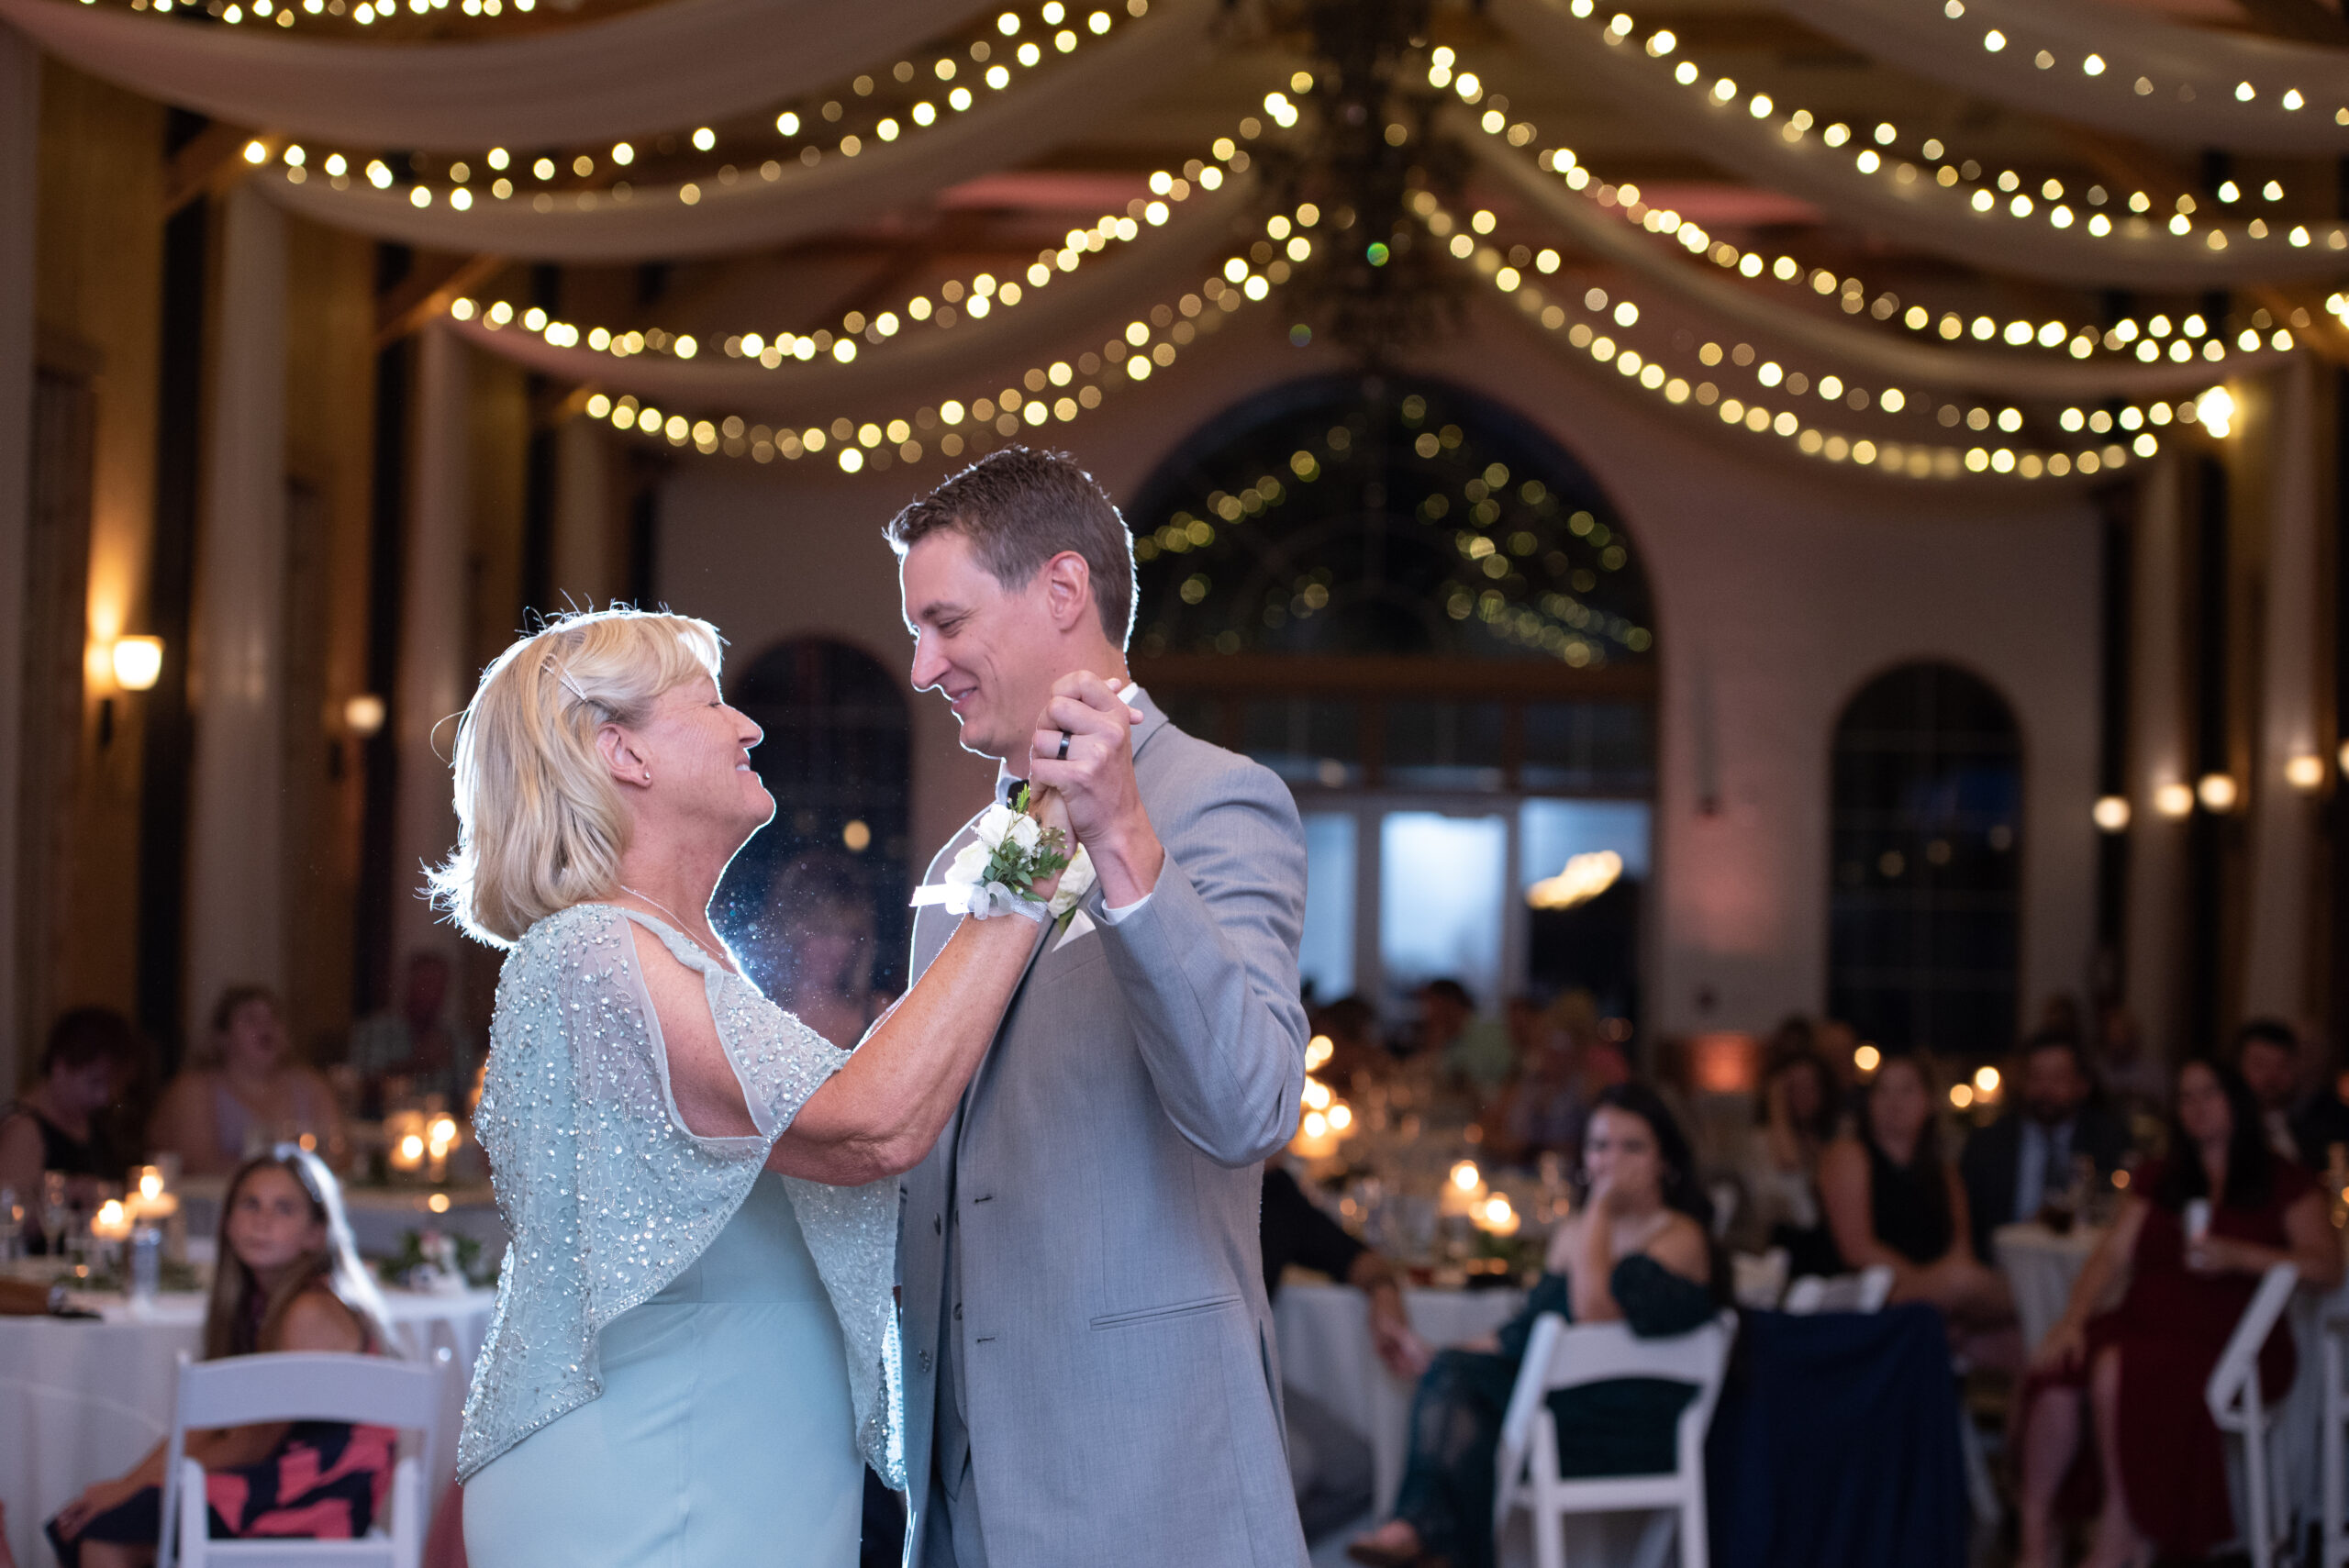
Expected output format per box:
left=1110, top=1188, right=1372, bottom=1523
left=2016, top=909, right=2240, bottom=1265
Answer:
left=157, top=1351, right=446, bottom=1568
left=1779, top=1264, right=1893, bottom=1316
left=2207, top=1262, right=2303, bottom=1568
left=1494, top=1309, right=1738, bottom=1568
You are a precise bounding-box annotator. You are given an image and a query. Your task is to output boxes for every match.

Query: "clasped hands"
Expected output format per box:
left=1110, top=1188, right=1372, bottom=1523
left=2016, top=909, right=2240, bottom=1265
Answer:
left=1017, top=672, right=1163, bottom=910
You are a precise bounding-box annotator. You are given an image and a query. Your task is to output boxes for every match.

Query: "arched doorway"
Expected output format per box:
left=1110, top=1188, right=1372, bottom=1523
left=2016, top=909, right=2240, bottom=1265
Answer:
left=1127, top=373, right=1657, bottom=1022
left=718, top=637, right=913, bottom=998
left=1827, top=662, right=2023, bottom=1056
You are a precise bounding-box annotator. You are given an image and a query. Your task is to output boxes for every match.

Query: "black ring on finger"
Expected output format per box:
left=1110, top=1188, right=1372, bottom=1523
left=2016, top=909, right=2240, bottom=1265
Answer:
left=1056, top=729, right=1072, bottom=761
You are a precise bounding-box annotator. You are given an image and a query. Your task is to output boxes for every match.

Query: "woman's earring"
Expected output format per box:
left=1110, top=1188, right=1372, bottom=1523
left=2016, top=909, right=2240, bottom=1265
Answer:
left=641, top=771, right=652, bottom=783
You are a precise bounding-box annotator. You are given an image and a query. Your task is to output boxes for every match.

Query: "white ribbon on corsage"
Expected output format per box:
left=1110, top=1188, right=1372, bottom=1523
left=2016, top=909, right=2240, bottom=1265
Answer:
left=910, top=799, right=1097, bottom=924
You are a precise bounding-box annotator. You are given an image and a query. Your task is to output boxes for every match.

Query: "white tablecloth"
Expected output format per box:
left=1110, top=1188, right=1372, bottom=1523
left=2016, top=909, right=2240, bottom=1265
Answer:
left=0, top=1287, right=493, bottom=1568
left=1992, top=1221, right=2105, bottom=1353
left=1275, top=1281, right=1524, bottom=1518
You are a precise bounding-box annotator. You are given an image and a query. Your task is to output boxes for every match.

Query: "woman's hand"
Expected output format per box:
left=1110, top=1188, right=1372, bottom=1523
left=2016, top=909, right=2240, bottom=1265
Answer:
left=2186, top=1234, right=2267, bottom=1276
left=51, top=1477, right=144, bottom=1540
left=1025, top=785, right=1075, bottom=904
left=2032, top=1318, right=2086, bottom=1374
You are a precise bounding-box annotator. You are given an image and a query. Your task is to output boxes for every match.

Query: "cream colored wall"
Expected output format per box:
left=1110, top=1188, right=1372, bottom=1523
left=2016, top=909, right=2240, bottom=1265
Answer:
left=654, top=295, right=2103, bottom=1042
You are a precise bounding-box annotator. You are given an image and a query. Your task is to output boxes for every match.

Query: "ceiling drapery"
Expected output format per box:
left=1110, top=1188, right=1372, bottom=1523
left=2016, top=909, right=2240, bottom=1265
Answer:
left=0, top=0, right=988, bottom=150
left=1773, top=0, right=2349, bottom=156
left=253, top=0, right=1226, bottom=261
left=447, top=183, right=1250, bottom=416
left=1463, top=127, right=2291, bottom=399
left=1491, top=0, right=2349, bottom=289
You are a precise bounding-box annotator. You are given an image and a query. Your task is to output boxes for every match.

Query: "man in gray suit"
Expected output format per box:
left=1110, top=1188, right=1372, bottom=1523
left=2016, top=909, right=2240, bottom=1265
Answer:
left=887, top=447, right=1312, bottom=1567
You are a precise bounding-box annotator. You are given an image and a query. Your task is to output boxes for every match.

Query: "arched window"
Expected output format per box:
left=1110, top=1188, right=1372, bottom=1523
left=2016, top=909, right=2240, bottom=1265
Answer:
left=718, top=638, right=912, bottom=997
left=1127, top=373, right=1656, bottom=1018
left=1828, top=662, right=2023, bottom=1055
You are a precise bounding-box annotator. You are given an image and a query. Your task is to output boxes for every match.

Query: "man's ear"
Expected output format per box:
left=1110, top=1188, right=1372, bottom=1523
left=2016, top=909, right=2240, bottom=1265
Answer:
left=1040, top=551, right=1094, bottom=633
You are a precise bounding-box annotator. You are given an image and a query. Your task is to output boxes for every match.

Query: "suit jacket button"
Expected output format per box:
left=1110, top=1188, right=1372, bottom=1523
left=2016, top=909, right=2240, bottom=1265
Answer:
left=918, top=1350, right=933, bottom=1372
left=933, top=1214, right=942, bottom=1235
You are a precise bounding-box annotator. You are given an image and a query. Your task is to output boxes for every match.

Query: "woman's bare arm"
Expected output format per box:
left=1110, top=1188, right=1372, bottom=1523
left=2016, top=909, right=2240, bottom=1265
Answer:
left=1819, top=1139, right=1912, bottom=1284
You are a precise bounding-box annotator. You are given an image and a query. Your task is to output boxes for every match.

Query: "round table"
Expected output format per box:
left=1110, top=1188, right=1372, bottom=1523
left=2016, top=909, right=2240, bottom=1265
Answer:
left=1275, top=1280, right=1525, bottom=1518
left=0, top=1286, right=494, bottom=1568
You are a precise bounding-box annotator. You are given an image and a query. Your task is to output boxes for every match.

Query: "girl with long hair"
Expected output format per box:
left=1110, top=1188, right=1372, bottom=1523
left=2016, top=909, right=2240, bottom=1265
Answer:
left=46, top=1148, right=397, bottom=1568
left=1350, top=1082, right=1724, bottom=1568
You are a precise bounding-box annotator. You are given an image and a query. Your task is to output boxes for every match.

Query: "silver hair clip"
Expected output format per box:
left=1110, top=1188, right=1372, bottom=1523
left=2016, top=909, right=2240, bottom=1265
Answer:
left=546, top=659, right=592, bottom=705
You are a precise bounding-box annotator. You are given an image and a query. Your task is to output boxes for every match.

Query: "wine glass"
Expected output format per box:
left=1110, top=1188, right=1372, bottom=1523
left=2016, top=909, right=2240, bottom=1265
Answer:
left=39, top=1171, right=69, bottom=1258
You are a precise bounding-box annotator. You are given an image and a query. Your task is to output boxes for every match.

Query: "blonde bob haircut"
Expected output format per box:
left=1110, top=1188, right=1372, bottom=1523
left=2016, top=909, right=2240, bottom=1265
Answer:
left=430, top=607, right=725, bottom=947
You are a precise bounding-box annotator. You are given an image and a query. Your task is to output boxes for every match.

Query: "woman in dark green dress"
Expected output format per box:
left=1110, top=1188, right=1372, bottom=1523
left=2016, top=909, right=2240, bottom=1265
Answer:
left=1348, top=1083, right=1722, bottom=1568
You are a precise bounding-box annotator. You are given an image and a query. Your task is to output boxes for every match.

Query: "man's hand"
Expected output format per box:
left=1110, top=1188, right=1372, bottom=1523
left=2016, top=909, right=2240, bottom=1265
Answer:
left=1366, top=1281, right=1432, bottom=1379
left=1026, top=671, right=1162, bottom=907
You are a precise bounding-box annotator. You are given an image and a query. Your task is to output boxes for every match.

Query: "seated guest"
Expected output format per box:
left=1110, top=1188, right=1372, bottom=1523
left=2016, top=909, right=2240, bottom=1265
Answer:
left=151, top=986, right=345, bottom=1176
left=47, top=1148, right=399, bottom=1568
left=2015, top=1057, right=2341, bottom=1568
left=2092, top=1002, right=2167, bottom=1121
left=1309, top=995, right=1389, bottom=1095
left=0, top=1008, right=141, bottom=1237
left=1958, top=1030, right=2131, bottom=1258
left=1348, top=1083, right=1720, bottom=1568
left=738, top=849, right=891, bottom=1051
left=1741, top=1040, right=1842, bottom=1277
left=2237, top=1017, right=2349, bottom=1170
left=1262, top=1162, right=1431, bottom=1540
left=1819, top=1052, right=2011, bottom=1329
left=346, top=951, right=480, bottom=1113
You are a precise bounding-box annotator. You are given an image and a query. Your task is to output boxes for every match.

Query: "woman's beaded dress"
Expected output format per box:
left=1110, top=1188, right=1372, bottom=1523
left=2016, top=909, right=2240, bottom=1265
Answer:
left=457, top=904, right=903, bottom=1563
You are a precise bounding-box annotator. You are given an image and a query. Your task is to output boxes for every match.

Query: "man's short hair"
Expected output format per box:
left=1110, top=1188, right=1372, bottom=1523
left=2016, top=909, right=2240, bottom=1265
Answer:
left=884, top=447, right=1136, bottom=648
left=2235, top=1018, right=2299, bottom=1058
left=2021, top=1029, right=2091, bottom=1074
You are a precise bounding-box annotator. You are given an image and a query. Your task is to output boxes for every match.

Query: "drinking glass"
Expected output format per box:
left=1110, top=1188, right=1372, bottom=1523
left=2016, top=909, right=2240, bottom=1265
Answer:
left=39, top=1171, right=69, bottom=1257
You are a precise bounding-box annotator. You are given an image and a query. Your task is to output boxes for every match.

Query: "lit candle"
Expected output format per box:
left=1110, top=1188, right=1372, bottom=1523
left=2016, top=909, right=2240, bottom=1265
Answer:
left=1291, top=1109, right=1340, bottom=1161
left=1476, top=1193, right=1521, bottom=1237
left=386, top=1110, right=428, bottom=1177
left=91, top=1199, right=133, bottom=1244
left=1442, top=1159, right=1486, bottom=1218
left=426, top=1114, right=459, bottom=1184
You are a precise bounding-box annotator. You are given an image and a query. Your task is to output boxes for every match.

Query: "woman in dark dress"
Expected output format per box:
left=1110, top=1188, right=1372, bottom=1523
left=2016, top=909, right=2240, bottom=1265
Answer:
left=2014, top=1057, right=2341, bottom=1568
left=1819, top=1051, right=2011, bottom=1328
left=47, top=1149, right=398, bottom=1568
left=0, top=1008, right=141, bottom=1245
left=1348, top=1083, right=1721, bottom=1568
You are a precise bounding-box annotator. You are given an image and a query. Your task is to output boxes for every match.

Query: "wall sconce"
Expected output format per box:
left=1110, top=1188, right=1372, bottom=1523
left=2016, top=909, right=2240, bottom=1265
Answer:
left=342, top=694, right=386, bottom=737
left=109, top=636, right=163, bottom=692
left=2091, top=795, right=2132, bottom=833
left=2285, top=753, right=2326, bottom=792
left=2153, top=783, right=2196, bottom=818
left=2197, top=773, right=2238, bottom=813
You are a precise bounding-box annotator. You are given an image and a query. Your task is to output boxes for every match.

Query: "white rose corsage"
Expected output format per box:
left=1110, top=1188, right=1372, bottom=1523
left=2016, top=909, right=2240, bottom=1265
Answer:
left=911, top=784, right=1084, bottom=924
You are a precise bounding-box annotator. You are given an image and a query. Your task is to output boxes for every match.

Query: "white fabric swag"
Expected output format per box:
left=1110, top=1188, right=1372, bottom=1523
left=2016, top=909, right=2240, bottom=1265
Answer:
left=447, top=181, right=1250, bottom=417
left=0, top=0, right=989, bottom=151
left=1775, top=0, right=2349, bottom=157
left=255, top=0, right=1225, bottom=261
left=1492, top=0, right=2349, bottom=289
left=1463, top=126, right=2291, bottom=401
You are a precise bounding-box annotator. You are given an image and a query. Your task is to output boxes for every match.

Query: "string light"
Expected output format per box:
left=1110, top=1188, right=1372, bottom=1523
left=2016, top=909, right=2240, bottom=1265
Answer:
left=1527, top=1, right=2349, bottom=261
left=267, top=0, right=1154, bottom=198
left=1921, top=0, right=2341, bottom=129
left=1425, top=193, right=2156, bottom=481
left=504, top=233, right=1287, bottom=474
left=119, top=0, right=530, bottom=30
left=1455, top=53, right=2313, bottom=367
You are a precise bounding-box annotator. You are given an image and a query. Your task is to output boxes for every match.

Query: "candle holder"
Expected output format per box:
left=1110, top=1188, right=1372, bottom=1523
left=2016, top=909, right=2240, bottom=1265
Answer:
left=128, top=1222, right=162, bottom=1315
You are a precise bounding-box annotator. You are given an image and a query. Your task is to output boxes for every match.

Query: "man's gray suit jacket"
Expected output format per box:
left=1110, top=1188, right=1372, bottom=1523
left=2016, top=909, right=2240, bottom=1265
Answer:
left=896, top=689, right=1313, bottom=1567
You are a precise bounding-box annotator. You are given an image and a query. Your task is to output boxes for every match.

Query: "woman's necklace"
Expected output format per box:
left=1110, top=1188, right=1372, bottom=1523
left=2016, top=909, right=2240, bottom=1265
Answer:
left=618, top=884, right=725, bottom=965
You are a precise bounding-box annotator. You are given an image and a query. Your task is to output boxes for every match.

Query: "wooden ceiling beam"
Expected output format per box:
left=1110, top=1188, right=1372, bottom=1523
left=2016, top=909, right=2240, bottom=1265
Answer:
left=375, top=251, right=509, bottom=346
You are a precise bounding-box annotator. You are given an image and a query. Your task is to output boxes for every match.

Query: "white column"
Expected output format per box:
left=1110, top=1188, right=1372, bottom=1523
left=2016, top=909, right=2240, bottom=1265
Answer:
left=2125, top=453, right=2190, bottom=1058
left=184, top=185, right=289, bottom=1036
left=2242, top=360, right=2322, bottom=1018
left=550, top=414, right=614, bottom=610
left=391, top=324, right=470, bottom=967
left=0, top=28, right=36, bottom=1086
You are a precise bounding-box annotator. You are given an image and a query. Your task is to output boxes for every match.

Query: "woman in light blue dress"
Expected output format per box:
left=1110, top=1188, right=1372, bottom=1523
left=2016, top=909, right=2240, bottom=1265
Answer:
left=435, top=608, right=1071, bottom=1568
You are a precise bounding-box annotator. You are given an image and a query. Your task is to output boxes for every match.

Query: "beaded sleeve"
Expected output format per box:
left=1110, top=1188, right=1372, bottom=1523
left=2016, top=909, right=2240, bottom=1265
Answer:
left=456, top=903, right=906, bottom=1487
